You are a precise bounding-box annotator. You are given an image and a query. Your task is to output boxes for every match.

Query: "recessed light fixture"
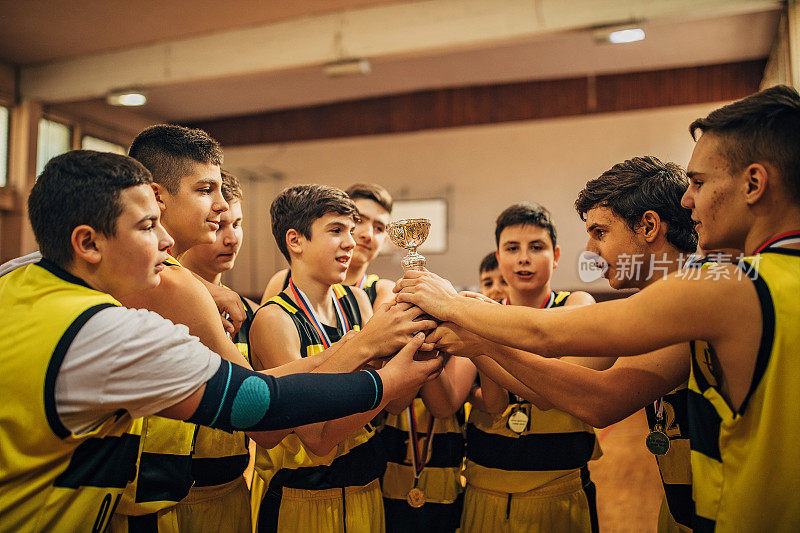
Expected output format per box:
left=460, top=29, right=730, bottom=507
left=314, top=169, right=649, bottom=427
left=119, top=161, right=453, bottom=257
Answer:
left=323, top=58, right=371, bottom=78
left=106, top=89, right=147, bottom=106
left=593, top=25, right=646, bottom=44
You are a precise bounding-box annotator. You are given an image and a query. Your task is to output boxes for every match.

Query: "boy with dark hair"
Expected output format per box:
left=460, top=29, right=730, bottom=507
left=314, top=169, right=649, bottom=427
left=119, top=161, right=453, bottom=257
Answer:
left=0, top=151, right=439, bottom=532
left=430, top=157, right=699, bottom=532
left=457, top=202, right=613, bottom=533
left=399, top=85, right=800, bottom=531
left=249, top=184, right=438, bottom=532
left=478, top=251, right=507, bottom=302
left=112, top=125, right=251, bottom=531
left=261, top=182, right=395, bottom=308
left=177, top=170, right=256, bottom=532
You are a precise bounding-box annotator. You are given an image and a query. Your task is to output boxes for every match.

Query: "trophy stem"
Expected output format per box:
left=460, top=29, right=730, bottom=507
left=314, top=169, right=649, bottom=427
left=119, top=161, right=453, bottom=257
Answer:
left=401, top=250, right=427, bottom=272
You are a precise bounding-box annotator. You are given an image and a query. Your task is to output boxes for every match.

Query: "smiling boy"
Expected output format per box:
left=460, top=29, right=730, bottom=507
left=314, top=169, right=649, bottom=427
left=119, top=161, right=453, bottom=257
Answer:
left=456, top=203, right=614, bottom=533
left=261, top=182, right=396, bottom=309
left=250, top=184, right=437, bottom=532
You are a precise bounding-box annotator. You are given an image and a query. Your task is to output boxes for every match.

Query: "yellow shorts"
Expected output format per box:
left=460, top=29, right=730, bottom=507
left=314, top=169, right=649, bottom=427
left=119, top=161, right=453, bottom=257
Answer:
left=260, top=478, right=384, bottom=533
left=108, top=507, right=179, bottom=533
left=175, top=476, right=251, bottom=533
left=460, top=470, right=597, bottom=533
left=250, top=472, right=267, bottom=532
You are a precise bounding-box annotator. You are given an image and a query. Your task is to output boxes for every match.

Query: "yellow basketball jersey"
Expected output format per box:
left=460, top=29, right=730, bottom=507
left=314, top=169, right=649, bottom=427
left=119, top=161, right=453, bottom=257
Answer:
left=187, top=294, right=253, bottom=491
left=115, top=255, right=199, bottom=516
left=0, top=260, right=137, bottom=532
left=254, top=285, right=385, bottom=495
left=688, top=250, right=800, bottom=531
left=362, top=273, right=381, bottom=307
left=464, top=291, right=602, bottom=493
left=380, top=397, right=465, bottom=504
left=644, top=385, right=693, bottom=531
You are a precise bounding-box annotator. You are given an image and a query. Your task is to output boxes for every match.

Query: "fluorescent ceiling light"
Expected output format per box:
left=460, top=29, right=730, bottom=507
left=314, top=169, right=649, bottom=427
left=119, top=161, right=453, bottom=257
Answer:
left=607, top=28, right=645, bottom=44
left=106, top=89, right=147, bottom=106
left=323, top=58, right=371, bottom=77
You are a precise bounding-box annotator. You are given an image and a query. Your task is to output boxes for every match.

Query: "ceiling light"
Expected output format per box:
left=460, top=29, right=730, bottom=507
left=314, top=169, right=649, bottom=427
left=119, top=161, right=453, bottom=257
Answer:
left=323, top=58, right=371, bottom=78
left=608, top=28, right=645, bottom=44
left=594, top=25, right=646, bottom=44
left=106, top=89, right=147, bottom=106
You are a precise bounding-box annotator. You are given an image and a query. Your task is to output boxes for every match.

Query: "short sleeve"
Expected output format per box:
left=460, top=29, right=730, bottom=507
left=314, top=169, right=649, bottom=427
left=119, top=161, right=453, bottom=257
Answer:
left=56, top=306, right=221, bottom=434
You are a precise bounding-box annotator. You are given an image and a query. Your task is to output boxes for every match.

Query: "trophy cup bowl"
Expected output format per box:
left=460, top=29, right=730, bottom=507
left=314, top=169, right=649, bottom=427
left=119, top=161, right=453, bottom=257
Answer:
left=387, top=218, right=431, bottom=272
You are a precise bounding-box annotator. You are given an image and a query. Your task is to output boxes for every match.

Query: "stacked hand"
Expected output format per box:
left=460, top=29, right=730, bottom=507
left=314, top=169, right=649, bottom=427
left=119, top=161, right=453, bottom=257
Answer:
left=426, top=322, right=487, bottom=358
left=394, top=270, right=459, bottom=321
left=361, top=301, right=438, bottom=359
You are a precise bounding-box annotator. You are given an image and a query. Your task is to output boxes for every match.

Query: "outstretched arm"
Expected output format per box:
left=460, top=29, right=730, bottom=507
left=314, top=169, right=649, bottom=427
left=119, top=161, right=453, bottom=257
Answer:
left=396, top=268, right=756, bottom=358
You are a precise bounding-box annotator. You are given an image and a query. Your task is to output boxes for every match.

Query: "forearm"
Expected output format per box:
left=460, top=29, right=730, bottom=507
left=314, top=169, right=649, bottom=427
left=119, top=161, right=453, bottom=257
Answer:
left=185, top=362, right=383, bottom=431
left=471, top=370, right=508, bottom=414
left=385, top=389, right=418, bottom=415
left=295, top=407, right=382, bottom=456
left=489, top=346, right=643, bottom=427
left=471, top=355, right=553, bottom=410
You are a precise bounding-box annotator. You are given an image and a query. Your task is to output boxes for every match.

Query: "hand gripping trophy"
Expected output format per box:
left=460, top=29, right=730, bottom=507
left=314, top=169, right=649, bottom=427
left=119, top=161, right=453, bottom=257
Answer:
left=386, top=218, right=431, bottom=272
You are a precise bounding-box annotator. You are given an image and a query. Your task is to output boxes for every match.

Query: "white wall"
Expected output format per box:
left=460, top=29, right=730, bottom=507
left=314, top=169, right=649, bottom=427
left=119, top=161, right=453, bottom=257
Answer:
left=223, top=102, right=721, bottom=298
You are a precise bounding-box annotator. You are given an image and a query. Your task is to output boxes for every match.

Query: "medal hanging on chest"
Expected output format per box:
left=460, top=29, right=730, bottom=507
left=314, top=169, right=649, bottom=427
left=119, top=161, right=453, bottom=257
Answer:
left=507, top=400, right=530, bottom=434
left=406, top=402, right=435, bottom=508
left=645, top=398, right=670, bottom=456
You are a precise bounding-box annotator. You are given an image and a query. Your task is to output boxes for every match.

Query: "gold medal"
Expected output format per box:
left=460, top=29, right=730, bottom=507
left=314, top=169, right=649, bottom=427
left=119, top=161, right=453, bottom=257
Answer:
left=645, top=429, right=670, bottom=455
left=407, top=487, right=426, bottom=508
left=507, top=409, right=529, bottom=434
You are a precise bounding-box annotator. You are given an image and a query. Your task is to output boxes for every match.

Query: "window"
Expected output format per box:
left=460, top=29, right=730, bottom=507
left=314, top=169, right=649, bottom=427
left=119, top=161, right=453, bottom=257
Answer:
left=36, top=119, right=72, bottom=176
left=0, top=105, right=8, bottom=187
left=81, top=135, right=126, bottom=155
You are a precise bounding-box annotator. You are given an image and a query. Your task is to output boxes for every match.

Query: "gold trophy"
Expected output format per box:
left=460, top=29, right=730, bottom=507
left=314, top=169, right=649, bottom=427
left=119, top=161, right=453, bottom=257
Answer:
left=387, top=218, right=431, bottom=272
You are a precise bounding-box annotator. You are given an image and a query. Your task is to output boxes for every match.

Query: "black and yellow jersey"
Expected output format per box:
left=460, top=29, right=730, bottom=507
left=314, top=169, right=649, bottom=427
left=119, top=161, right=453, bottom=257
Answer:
left=644, top=386, right=693, bottom=532
left=0, top=260, right=137, bottom=532
left=359, top=273, right=381, bottom=307
left=253, top=284, right=387, bottom=496
left=187, top=291, right=255, bottom=490
left=380, top=398, right=465, bottom=504
left=688, top=247, right=800, bottom=532
left=464, top=291, right=602, bottom=493
left=115, top=254, right=199, bottom=516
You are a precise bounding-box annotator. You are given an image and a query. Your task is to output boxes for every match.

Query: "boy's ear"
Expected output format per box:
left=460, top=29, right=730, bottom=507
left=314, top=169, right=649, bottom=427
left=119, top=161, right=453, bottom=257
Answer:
left=71, top=225, right=102, bottom=264
left=286, top=229, right=303, bottom=256
left=151, top=183, right=167, bottom=211
left=640, top=210, right=661, bottom=243
left=743, top=163, right=769, bottom=205
left=552, top=244, right=561, bottom=269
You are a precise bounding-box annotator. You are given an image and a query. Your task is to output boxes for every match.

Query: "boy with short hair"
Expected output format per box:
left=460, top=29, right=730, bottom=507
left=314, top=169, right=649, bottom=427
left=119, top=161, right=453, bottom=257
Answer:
left=432, top=157, right=699, bottom=532
left=177, top=170, right=255, bottom=532
left=478, top=252, right=507, bottom=302
left=400, top=85, right=800, bottom=532
left=111, top=125, right=250, bottom=531
left=250, top=184, right=436, bottom=532
left=0, top=151, right=438, bottom=532
left=261, top=182, right=395, bottom=308
left=458, top=203, right=614, bottom=533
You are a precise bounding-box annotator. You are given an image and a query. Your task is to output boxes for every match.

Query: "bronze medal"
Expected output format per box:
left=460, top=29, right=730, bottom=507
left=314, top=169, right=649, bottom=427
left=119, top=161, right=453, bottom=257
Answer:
left=645, top=429, right=670, bottom=455
left=507, top=409, right=529, bottom=434
left=407, top=487, right=426, bottom=508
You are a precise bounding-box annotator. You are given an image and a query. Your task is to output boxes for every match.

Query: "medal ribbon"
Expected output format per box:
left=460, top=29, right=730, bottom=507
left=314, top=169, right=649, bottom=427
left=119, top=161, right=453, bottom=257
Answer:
left=406, top=401, right=435, bottom=479
left=653, top=398, right=664, bottom=423
left=358, top=273, right=369, bottom=289
left=288, top=278, right=351, bottom=348
left=754, top=230, right=800, bottom=255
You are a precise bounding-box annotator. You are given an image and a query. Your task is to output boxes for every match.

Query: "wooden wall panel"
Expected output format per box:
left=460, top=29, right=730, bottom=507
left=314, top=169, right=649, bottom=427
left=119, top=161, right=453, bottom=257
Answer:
left=187, top=59, right=766, bottom=147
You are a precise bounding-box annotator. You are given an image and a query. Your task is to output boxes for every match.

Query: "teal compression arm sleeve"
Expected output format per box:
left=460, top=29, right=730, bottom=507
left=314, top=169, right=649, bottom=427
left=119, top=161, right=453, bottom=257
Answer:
left=187, top=361, right=384, bottom=431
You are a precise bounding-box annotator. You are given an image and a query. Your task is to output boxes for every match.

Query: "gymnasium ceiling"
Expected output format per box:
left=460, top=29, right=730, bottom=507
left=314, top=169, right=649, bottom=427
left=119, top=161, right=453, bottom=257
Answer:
left=0, top=0, right=783, bottom=122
